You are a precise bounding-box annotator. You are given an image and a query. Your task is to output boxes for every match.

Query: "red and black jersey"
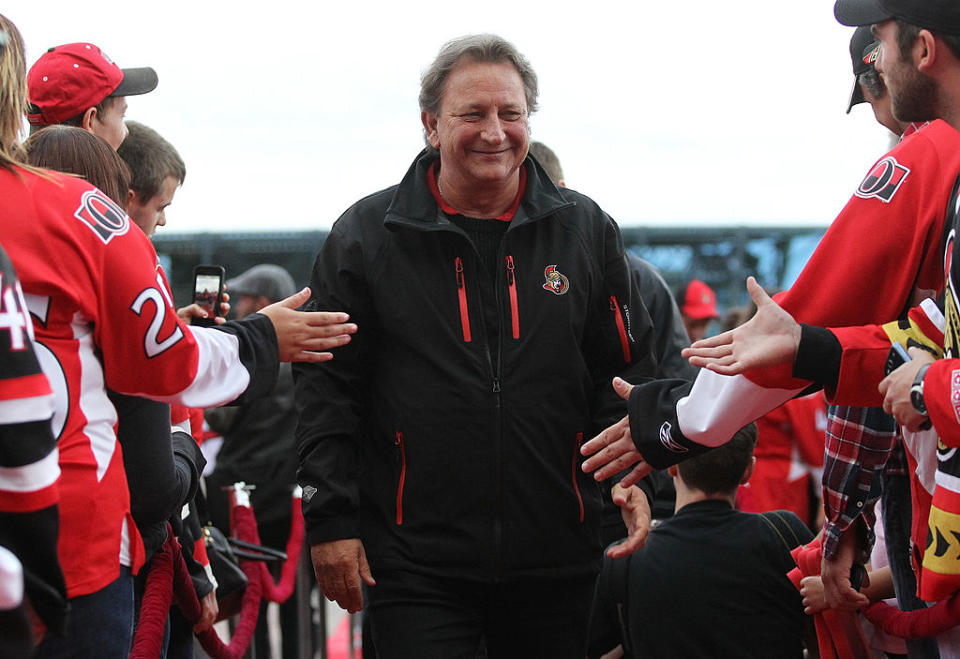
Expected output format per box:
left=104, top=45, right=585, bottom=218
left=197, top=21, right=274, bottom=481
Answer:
left=0, top=240, right=56, bottom=511
left=0, top=238, right=66, bottom=630
left=630, top=120, right=960, bottom=467
left=0, top=166, right=279, bottom=598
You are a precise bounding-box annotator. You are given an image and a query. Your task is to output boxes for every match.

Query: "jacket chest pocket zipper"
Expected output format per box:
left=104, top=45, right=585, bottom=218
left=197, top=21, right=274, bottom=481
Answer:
left=609, top=296, right=631, bottom=363
left=455, top=257, right=472, bottom=343
left=572, top=432, right=585, bottom=523
left=506, top=255, right=519, bottom=340
left=395, top=431, right=407, bottom=525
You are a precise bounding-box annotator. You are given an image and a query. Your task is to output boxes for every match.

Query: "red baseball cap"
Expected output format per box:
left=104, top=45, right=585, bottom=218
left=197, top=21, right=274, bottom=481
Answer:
left=27, top=43, right=157, bottom=126
left=681, top=280, right=719, bottom=320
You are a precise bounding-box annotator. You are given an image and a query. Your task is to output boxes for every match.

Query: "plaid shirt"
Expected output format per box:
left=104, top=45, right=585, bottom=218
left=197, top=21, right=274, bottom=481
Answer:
left=820, top=121, right=930, bottom=560
left=821, top=404, right=898, bottom=559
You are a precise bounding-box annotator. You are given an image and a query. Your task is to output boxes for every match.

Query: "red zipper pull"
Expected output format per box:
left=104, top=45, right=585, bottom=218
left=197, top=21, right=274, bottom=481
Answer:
left=609, top=296, right=631, bottom=363
left=455, top=257, right=472, bottom=342
left=506, top=255, right=519, bottom=339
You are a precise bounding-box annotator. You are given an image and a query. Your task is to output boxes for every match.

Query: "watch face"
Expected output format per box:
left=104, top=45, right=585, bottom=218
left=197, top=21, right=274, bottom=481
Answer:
left=911, top=390, right=925, bottom=414
left=911, top=382, right=927, bottom=416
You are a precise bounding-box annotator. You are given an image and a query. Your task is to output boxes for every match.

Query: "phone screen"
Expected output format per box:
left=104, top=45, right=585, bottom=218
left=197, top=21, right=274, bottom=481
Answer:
left=193, top=273, right=222, bottom=318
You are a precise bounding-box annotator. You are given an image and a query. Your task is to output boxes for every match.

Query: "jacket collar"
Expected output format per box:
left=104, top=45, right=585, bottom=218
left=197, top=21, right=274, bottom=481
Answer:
left=383, top=150, right=575, bottom=232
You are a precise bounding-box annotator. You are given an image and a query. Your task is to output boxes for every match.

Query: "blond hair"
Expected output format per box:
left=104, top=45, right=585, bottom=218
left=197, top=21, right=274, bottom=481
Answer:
left=0, top=14, right=28, bottom=171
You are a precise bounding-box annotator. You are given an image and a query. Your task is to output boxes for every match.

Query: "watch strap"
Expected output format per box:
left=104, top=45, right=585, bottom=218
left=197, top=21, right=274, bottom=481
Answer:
left=911, top=362, right=931, bottom=416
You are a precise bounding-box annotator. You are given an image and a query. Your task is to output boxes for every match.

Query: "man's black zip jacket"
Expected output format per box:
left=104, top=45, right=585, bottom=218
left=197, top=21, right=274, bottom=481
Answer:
left=294, top=151, right=658, bottom=581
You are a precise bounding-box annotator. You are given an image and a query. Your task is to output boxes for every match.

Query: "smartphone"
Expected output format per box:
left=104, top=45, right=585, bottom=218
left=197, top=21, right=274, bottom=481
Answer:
left=884, top=342, right=911, bottom=376
left=191, top=265, right=225, bottom=327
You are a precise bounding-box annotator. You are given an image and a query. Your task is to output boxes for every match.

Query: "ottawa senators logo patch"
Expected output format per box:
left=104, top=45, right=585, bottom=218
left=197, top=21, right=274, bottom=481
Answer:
left=542, top=265, right=569, bottom=295
left=74, top=189, right=129, bottom=244
left=855, top=156, right=911, bottom=203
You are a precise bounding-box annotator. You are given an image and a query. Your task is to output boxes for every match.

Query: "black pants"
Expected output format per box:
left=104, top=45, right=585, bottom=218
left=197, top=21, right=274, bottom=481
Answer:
left=366, top=570, right=596, bottom=659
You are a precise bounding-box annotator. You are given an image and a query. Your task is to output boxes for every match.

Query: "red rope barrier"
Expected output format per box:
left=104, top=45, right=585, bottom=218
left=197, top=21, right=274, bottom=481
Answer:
left=258, top=494, right=305, bottom=603
left=863, top=593, right=960, bottom=640
left=129, top=532, right=176, bottom=659
left=187, top=505, right=264, bottom=659
left=786, top=539, right=870, bottom=659
left=129, top=492, right=296, bottom=659
left=132, top=508, right=265, bottom=659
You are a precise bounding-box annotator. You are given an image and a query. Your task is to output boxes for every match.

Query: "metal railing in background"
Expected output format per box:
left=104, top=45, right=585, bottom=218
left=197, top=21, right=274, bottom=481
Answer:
left=152, top=225, right=826, bottom=319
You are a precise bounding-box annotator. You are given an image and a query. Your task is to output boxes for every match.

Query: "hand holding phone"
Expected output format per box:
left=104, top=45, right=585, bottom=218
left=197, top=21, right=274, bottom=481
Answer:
left=883, top=342, right=933, bottom=430
left=191, top=265, right=225, bottom=327
left=884, top=342, right=911, bottom=376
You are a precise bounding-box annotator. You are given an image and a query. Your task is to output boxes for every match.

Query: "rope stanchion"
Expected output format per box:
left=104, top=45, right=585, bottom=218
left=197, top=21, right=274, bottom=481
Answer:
left=186, top=503, right=264, bottom=659
left=129, top=484, right=295, bottom=659
left=129, top=531, right=176, bottom=659
left=786, top=539, right=870, bottom=659
left=862, top=593, right=960, bottom=640
left=258, top=488, right=305, bottom=604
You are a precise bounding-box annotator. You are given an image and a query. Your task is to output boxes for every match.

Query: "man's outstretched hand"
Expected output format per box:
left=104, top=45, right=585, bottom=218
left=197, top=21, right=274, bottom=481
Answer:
left=259, top=288, right=357, bottom=362
left=581, top=377, right=652, bottom=487
left=682, top=276, right=801, bottom=375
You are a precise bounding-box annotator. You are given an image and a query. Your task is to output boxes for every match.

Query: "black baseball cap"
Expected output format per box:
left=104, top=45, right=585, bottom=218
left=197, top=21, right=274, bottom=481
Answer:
left=835, top=0, right=960, bottom=35
left=847, top=26, right=880, bottom=113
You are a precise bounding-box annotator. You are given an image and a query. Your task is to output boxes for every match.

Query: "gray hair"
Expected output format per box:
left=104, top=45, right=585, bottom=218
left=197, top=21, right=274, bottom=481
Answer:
left=419, top=34, right=539, bottom=156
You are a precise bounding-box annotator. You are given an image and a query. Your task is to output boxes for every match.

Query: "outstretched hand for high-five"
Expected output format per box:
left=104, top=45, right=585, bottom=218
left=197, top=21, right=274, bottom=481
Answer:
left=580, top=377, right=652, bottom=487
left=259, top=288, right=357, bottom=362
left=681, top=277, right=801, bottom=375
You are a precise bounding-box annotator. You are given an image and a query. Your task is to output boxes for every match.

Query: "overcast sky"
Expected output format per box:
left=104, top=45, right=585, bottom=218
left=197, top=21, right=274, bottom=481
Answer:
left=9, top=1, right=893, bottom=233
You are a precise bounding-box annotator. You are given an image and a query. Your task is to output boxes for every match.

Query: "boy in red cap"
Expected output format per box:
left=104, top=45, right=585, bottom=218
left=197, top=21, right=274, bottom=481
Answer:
left=26, top=42, right=157, bottom=149
left=680, top=279, right=720, bottom=342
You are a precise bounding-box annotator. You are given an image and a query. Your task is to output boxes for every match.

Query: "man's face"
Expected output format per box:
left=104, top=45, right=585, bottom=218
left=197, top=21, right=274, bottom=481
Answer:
left=127, top=175, right=178, bottom=237
left=423, top=59, right=529, bottom=191
left=873, top=20, right=937, bottom=123
left=91, top=96, right=128, bottom=150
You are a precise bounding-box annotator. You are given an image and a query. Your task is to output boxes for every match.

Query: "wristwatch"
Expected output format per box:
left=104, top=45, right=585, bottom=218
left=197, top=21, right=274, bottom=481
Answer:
left=910, top=363, right=931, bottom=416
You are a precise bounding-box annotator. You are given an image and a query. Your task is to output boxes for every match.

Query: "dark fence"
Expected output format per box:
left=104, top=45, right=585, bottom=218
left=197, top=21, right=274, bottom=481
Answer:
left=153, top=225, right=827, bottom=319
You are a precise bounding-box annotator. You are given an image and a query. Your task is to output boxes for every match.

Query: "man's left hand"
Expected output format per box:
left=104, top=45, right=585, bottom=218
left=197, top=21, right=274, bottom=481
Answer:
left=878, top=347, right=935, bottom=431
left=607, top=483, right=651, bottom=558
left=581, top=378, right=652, bottom=487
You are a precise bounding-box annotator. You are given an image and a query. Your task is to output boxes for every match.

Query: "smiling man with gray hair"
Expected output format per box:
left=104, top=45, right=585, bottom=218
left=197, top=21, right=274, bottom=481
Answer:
left=293, top=33, right=658, bottom=657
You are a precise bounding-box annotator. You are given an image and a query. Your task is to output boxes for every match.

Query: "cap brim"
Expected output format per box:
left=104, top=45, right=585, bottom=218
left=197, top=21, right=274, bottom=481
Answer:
left=834, top=0, right=892, bottom=26
left=225, top=276, right=247, bottom=293
left=111, top=67, right=158, bottom=97
left=847, top=78, right=865, bottom=113
left=683, top=307, right=719, bottom=320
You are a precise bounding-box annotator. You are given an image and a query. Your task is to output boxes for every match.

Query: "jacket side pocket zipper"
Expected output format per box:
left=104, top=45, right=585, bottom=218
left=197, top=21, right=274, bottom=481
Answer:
left=395, top=431, right=407, bottom=525
left=455, top=257, right=472, bottom=342
left=506, top=255, right=519, bottom=339
left=609, top=296, right=631, bottom=363
left=572, top=432, right=585, bottom=523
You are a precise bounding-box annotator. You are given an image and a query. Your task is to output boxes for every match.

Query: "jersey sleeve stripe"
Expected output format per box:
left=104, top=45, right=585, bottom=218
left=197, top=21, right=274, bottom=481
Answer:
left=0, top=483, right=59, bottom=513
left=0, top=393, right=54, bottom=425
left=129, top=327, right=251, bottom=408
left=676, top=370, right=807, bottom=447
left=0, top=373, right=52, bottom=400
left=0, top=449, right=60, bottom=493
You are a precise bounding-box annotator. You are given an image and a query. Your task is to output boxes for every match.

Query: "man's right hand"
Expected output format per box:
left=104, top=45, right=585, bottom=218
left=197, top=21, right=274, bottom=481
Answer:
left=310, top=538, right=376, bottom=613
